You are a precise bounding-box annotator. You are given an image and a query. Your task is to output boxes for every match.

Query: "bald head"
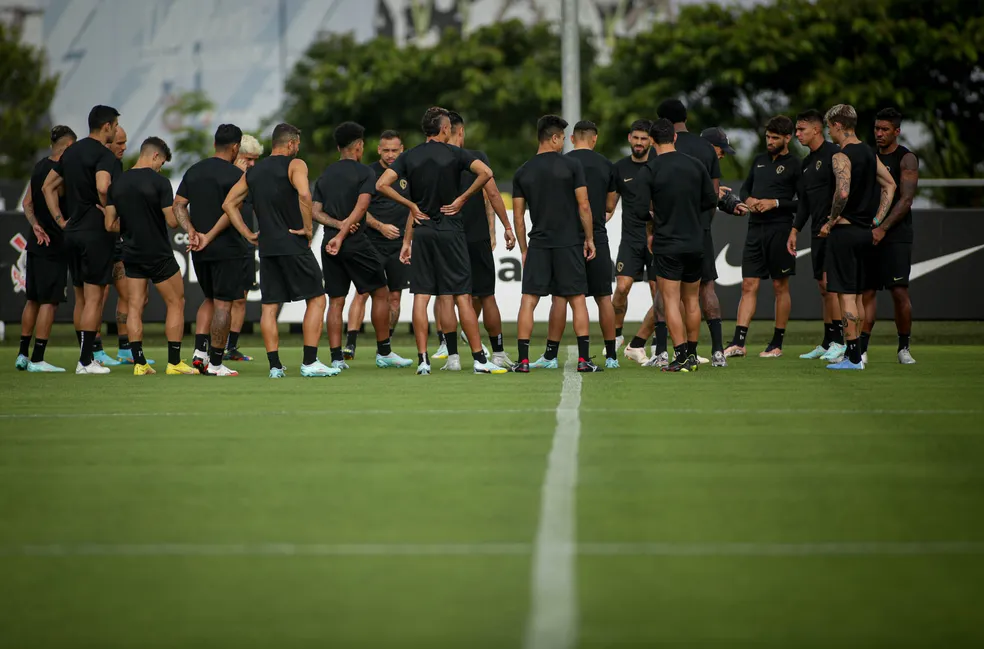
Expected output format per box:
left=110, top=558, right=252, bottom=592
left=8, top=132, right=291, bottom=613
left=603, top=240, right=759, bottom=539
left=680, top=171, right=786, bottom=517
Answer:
left=109, top=126, right=128, bottom=160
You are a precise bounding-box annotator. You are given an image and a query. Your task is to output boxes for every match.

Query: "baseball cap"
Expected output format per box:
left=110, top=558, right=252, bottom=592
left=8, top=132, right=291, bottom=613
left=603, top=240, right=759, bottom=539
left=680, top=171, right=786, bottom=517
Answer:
left=700, top=127, right=736, bottom=155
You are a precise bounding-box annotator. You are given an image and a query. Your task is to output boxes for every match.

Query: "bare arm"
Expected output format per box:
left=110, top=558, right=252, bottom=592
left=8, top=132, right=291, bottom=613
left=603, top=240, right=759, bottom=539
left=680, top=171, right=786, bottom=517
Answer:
left=337, top=194, right=371, bottom=235
left=575, top=186, right=594, bottom=246
left=95, top=170, right=112, bottom=207
left=484, top=177, right=511, bottom=231
left=513, top=197, right=527, bottom=256
left=873, top=156, right=902, bottom=228
left=22, top=187, right=37, bottom=226
left=312, top=201, right=349, bottom=230
left=365, top=212, right=385, bottom=231
left=607, top=192, right=619, bottom=213
left=41, top=169, right=67, bottom=228
left=172, top=195, right=196, bottom=234
left=221, top=175, right=255, bottom=242
left=377, top=169, right=415, bottom=210
left=163, top=206, right=177, bottom=229
left=289, top=159, right=313, bottom=238
left=104, top=204, right=119, bottom=233
left=827, top=152, right=851, bottom=225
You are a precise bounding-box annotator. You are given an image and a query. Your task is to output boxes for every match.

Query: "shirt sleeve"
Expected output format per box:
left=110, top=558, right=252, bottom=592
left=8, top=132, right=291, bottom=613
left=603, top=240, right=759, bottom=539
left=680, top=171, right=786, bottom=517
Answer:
left=777, top=162, right=801, bottom=212
left=96, top=148, right=117, bottom=175
left=106, top=180, right=116, bottom=207
left=159, top=175, right=174, bottom=209
left=793, top=171, right=810, bottom=231
left=570, top=158, right=587, bottom=190
left=606, top=162, right=616, bottom=193
left=512, top=169, right=525, bottom=199
left=312, top=176, right=324, bottom=204
left=739, top=160, right=756, bottom=202
left=699, top=164, right=718, bottom=213
left=359, top=168, right=376, bottom=196
left=709, top=151, right=722, bottom=180
left=389, top=153, right=408, bottom=179
left=175, top=174, right=187, bottom=199
left=458, top=147, right=478, bottom=173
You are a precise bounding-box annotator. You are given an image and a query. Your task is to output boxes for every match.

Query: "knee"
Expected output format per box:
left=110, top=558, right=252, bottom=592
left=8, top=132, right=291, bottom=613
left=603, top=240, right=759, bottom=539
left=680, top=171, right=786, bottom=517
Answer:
left=741, top=279, right=758, bottom=294
left=891, top=286, right=909, bottom=303
left=773, top=279, right=789, bottom=294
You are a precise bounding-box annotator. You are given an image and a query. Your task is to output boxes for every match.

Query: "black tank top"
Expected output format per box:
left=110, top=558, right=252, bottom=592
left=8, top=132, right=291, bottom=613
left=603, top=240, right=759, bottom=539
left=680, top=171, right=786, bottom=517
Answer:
left=245, top=155, right=308, bottom=257
left=876, top=144, right=915, bottom=243
left=841, top=143, right=879, bottom=227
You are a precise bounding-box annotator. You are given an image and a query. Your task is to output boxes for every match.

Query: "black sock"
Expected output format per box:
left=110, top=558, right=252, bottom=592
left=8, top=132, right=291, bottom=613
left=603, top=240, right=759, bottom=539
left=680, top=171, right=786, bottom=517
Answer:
left=605, top=339, right=616, bottom=359
left=377, top=338, right=392, bottom=356
left=673, top=342, right=688, bottom=363
left=18, top=335, right=31, bottom=357
left=437, top=330, right=445, bottom=345
left=418, top=352, right=429, bottom=365
left=847, top=338, right=862, bottom=364
left=687, top=340, right=697, bottom=358
left=821, top=322, right=833, bottom=349
left=833, top=321, right=844, bottom=344
left=75, top=330, right=82, bottom=345
left=209, top=344, right=224, bottom=368
left=79, top=330, right=95, bottom=365
left=859, top=331, right=871, bottom=355
left=119, top=335, right=130, bottom=351
left=898, top=333, right=910, bottom=352
left=267, top=350, right=282, bottom=370
left=331, top=346, right=343, bottom=362
left=768, top=328, right=786, bottom=350
left=31, top=339, right=47, bottom=363
left=615, top=327, right=623, bottom=338
left=93, top=334, right=104, bottom=352
left=131, top=341, right=146, bottom=365
left=346, top=330, right=359, bottom=348
left=490, top=333, right=504, bottom=353
left=576, top=335, right=590, bottom=360
left=544, top=340, right=560, bottom=361
left=445, top=331, right=459, bottom=357
left=518, top=339, right=531, bottom=363
left=629, top=336, right=647, bottom=349
left=303, top=345, right=318, bottom=365
left=472, top=350, right=488, bottom=364
left=194, top=333, right=208, bottom=353
left=732, top=325, right=748, bottom=347
left=167, top=341, right=181, bottom=366
left=655, top=322, right=668, bottom=355
left=707, top=318, right=723, bottom=354
left=227, top=331, right=240, bottom=351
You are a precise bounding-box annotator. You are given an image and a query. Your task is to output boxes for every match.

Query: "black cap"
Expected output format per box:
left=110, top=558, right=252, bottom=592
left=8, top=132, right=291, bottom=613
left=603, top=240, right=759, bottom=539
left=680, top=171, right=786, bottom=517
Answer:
left=700, top=127, right=736, bottom=155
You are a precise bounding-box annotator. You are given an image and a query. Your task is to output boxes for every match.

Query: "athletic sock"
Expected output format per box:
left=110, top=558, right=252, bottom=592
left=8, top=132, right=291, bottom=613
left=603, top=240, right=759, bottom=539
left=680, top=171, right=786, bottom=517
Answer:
left=194, top=334, right=209, bottom=353
left=118, top=335, right=130, bottom=351
left=673, top=342, right=688, bottom=363
left=167, top=341, right=181, bottom=366
left=615, top=327, right=623, bottom=338
left=18, top=335, right=31, bottom=357
left=898, top=333, right=910, bottom=352
left=518, top=339, right=531, bottom=363
left=303, top=345, right=318, bottom=365
left=833, top=321, right=844, bottom=345
left=346, top=330, right=359, bottom=348
left=629, top=336, right=647, bottom=349
left=821, top=322, right=833, bottom=350
left=330, top=347, right=343, bottom=362
left=605, top=339, right=616, bottom=359
left=859, top=331, right=871, bottom=355
left=655, top=321, right=668, bottom=355
left=846, top=338, right=862, bottom=364
left=79, top=330, right=95, bottom=365
left=686, top=341, right=698, bottom=358
left=93, top=334, right=104, bottom=353
left=267, top=350, right=282, bottom=370
left=768, top=328, right=786, bottom=350
left=576, top=335, right=590, bottom=360
left=209, top=345, right=224, bottom=368
left=544, top=340, right=560, bottom=361
left=489, top=333, right=504, bottom=353
left=472, top=350, right=488, bottom=364
left=418, top=352, right=429, bottom=366
left=445, top=331, right=459, bottom=357
left=31, top=339, right=47, bottom=363
left=131, top=341, right=146, bottom=365
left=227, top=331, right=240, bottom=351
left=732, top=325, right=748, bottom=348
left=707, top=318, right=724, bottom=354
left=377, top=338, right=392, bottom=357
left=437, top=330, right=445, bottom=345
left=75, top=330, right=82, bottom=346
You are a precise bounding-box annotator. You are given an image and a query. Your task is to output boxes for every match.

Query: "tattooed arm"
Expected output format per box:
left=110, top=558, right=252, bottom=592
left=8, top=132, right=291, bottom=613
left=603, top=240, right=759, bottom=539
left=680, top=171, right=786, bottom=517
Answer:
left=822, top=152, right=852, bottom=234
left=311, top=201, right=349, bottom=230
left=871, top=157, right=897, bottom=229
left=873, top=153, right=916, bottom=244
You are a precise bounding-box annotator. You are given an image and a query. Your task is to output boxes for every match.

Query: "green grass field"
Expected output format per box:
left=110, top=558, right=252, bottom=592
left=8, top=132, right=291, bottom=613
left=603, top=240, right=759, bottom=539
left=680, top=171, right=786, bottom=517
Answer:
left=2, top=321, right=983, bottom=648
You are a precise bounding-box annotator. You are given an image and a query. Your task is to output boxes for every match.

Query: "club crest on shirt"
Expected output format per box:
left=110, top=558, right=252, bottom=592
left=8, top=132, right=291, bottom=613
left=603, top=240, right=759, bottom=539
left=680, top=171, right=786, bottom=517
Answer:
left=399, top=179, right=408, bottom=190
left=616, top=261, right=624, bottom=272
left=816, top=160, right=822, bottom=171
left=776, top=165, right=785, bottom=174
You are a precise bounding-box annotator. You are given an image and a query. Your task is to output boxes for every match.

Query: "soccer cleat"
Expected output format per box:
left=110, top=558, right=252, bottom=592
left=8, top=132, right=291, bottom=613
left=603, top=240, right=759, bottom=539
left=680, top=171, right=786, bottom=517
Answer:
left=27, top=361, right=66, bottom=373
left=759, top=347, right=783, bottom=358
left=330, top=359, right=350, bottom=371
left=15, top=354, right=29, bottom=370
left=416, top=362, right=431, bottom=375
left=376, top=352, right=413, bottom=369
left=605, top=357, right=620, bottom=369
left=711, top=351, right=728, bottom=368
left=474, top=360, right=508, bottom=374
left=697, top=355, right=710, bottom=365
left=342, top=344, right=356, bottom=360
left=623, top=345, right=648, bottom=365
left=76, top=361, right=111, bottom=375
left=223, top=348, right=253, bottom=362
left=133, top=363, right=156, bottom=376
left=821, top=343, right=846, bottom=362
left=166, top=361, right=197, bottom=375
left=661, top=357, right=684, bottom=372
left=192, top=351, right=208, bottom=374
left=491, top=351, right=516, bottom=370
left=723, top=344, right=746, bottom=358
left=441, top=354, right=462, bottom=371
left=118, top=349, right=154, bottom=365
left=898, top=349, right=916, bottom=365
left=432, top=342, right=449, bottom=359
left=301, top=360, right=341, bottom=377
left=643, top=351, right=669, bottom=368
left=680, top=355, right=700, bottom=373
left=799, top=345, right=828, bottom=359
left=862, top=352, right=869, bottom=365
left=269, top=367, right=286, bottom=379
left=827, top=358, right=865, bottom=371
left=93, top=350, right=122, bottom=366
left=577, top=357, right=604, bottom=373
left=514, top=360, right=531, bottom=373
left=205, top=363, right=239, bottom=377
left=614, top=335, right=624, bottom=352
left=530, top=356, right=559, bottom=370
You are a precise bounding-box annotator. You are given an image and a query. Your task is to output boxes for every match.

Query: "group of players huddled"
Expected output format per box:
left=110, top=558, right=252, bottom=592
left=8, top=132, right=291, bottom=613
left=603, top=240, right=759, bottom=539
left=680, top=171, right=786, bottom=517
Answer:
left=15, top=98, right=917, bottom=377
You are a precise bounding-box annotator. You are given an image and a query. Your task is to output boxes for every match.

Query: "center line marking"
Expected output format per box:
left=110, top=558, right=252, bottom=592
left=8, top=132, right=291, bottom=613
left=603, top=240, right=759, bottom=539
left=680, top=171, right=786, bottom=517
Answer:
left=523, top=345, right=582, bottom=649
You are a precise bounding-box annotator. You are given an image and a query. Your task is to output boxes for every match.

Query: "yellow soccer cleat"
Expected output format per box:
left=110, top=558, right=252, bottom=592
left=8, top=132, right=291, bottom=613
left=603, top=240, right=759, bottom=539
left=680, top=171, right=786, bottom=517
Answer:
left=166, top=361, right=197, bottom=375
left=133, top=363, right=156, bottom=376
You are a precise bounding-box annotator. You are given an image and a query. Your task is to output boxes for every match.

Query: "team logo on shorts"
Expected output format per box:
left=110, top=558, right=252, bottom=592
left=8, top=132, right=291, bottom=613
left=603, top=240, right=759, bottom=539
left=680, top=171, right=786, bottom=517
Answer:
left=9, top=233, right=28, bottom=294
left=616, top=261, right=624, bottom=272
left=816, top=160, right=822, bottom=171
left=399, top=179, right=408, bottom=190
left=776, top=165, right=785, bottom=174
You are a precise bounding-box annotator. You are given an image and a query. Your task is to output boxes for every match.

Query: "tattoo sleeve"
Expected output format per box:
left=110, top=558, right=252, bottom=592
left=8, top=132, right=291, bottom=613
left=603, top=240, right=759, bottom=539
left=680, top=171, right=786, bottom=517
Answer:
left=23, top=187, right=38, bottom=227
left=828, top=153, right=851, bottom=225
left=312, top=202, right=347, bottom=230
left=879, top=154, right=918, bottom=230
left=173, top=198, right=194, bottom=233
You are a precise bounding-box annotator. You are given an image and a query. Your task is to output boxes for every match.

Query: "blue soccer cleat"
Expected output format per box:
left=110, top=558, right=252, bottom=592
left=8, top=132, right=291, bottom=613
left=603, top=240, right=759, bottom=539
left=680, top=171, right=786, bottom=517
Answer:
left=376, top=352, right=413, bottom=368
left=826, top=358, right=865, bottom=371
left=530, top=356, right=559, bottom=369
left=15, top=354, right=29, bottom=371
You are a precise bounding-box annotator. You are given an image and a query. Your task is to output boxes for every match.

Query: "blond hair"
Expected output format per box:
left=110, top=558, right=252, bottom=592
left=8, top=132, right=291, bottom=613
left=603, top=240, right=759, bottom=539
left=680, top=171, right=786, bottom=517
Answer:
left=825, top=104, right=858, bottom=131
left=240, top=134, right=263, bottom=156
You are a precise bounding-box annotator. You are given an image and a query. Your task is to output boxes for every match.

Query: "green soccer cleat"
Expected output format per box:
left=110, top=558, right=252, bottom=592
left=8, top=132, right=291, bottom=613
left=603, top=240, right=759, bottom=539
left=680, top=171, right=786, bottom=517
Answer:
left=301, top=360, right=341, bottom=377
left=605, top=357, right=620, bottom=369
left=269, top=367, right=286, bottom=379
left=376, top=352, right=413, bottom=368
left=27, top=361, right=66, bottom=373
left=530, top=356, right=559, bottom=369
left=821, top=343, right=846, bottom=362
left=15, top=354, right=29, bottom=371
left=800, top=345, right=828, bottom=359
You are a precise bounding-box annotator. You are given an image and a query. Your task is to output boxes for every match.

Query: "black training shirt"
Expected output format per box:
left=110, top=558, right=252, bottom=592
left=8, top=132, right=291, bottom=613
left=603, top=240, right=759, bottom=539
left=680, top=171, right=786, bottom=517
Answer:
left=28, top=158, right=67, bottom=257
left=56, top=137, right=117, bottom=232
left=389, top=140, right=476, bottom=229
left=513, top=151, right=586, bottom=249
left=109, top=168, right=174, bottom=265
left=740, top=151, right=801, bottom=225
left=245, top=155, right=308, bottom=257
left=566, top=148, right=615, bottom=244
left=794, top=140, right=840, bottom=236
left=840, top=143, right=879, bottom=227
left=368, top=160, right=410, bottom=241
left=647, top=151, right=718, bottom=255
left=877, top=144, right=916, bottom=243
left=460, top=149, right=493, bottom=243
left=177, top=157, right=246, bottom=260
left=312, top=159, right=375, bottom=241
left=672, top=131, right=721, bottom=230
left=613, top=155, right=653, bottom=243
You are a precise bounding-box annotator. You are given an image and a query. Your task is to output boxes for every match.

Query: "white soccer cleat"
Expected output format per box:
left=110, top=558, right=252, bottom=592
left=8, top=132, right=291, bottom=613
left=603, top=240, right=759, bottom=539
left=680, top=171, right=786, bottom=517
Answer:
left=643, top=351, right=669, bottom=368
left=862, top=352, right=869, bottom=365
left=614, top=335, right=625, bottom=352
left=205, top=363, right=239, bottom=377
left=623, top=345, right=649, bottom=365
left=491, top=351, right=515, bottom=369
left=697, top=355, right=710, bottom=365
left=416, top=361, right=431, bottom=375
left=76, top=361, right=111, bottom=375
left=330, top=359, right=350, bottom=371
left=300, top=360, right=341, bottom=377
left=898, top=349, right=916, bottom=365
left=474, top=360, right=508, bottom=374
left=433, top=342, right=449, bottom=359
left=441, top=354, right=462, bottom=371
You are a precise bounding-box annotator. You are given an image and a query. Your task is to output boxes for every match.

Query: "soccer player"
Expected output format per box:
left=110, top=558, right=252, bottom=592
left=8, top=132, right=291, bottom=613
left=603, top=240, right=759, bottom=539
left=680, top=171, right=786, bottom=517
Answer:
left=223, top=123, right=335, bottom=378
left=314, top=121, right=413, bottom=370
left=447, top=111, right=517, bottom=368
left=16, top=126, right=77, bottom=372
left=820, top=104, right=896, bottom=370
left=512, top=115, right=600, bottom=373
left=376, top=106, right=505, bottom=375
left=532, top=119, right=619, bottom=369
left=173, top=123, right=248, bottom=377
left=723, top=115, right=801, bottom=359
left=344, top=130, right=408, bottom=359
left=787, top=109, right=846, bottom=362
left=863, top=107, right=920, bottom=365
left=103, top=137, right=195, bottom=375
left=42, top=105, right=120, bottom=375
left=646, top=119, right=718, bottom=372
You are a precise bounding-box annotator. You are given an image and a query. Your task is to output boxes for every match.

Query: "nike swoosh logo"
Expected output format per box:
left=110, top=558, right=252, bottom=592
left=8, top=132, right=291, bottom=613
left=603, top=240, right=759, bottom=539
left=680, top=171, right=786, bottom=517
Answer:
left=623, top=178, right=633, bottom=182
left=756, top=165, right=765, bottom=168
left=910, top=244, right=984, bottom=280
left=715, top=244, right=811, bottom=286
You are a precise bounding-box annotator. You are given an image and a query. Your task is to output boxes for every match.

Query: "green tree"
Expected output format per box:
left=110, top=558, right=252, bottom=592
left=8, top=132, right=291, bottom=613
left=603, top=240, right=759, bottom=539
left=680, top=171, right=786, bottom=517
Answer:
left=0, top=23, right=59, bottom=179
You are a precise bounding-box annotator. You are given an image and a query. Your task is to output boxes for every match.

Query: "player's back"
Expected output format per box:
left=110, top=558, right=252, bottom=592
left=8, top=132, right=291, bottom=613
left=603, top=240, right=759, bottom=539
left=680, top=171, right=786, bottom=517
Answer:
left=178, top=157, right=245, bottom=260
left=649, top=151, right=712, bottom=254
left=111, top=168, right=173, bottom=261
left=841, top=143, right=879, bottom=227
left=566, top=148, right=613, bottom=240
left=29, top=158, right=67, bottom=255
left=513, top=151, right=585, bottom=248
left=246, top=155, right=307, bottom=257
left=394, top=141, right=472, bottom=226
left=59, top=137, right=116, bottom=231
left=313, top=159, right=374, bottom=239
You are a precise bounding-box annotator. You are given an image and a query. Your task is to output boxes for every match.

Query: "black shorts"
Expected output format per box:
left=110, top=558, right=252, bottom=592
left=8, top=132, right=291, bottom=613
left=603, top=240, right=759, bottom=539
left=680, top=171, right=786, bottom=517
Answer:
left=654, top=251, right=703, bottom=284
left=113, top=238, right=123, bottom=263
left=615, top=239, right=653, bottom=281
left=25, top=252, right=68, bottom=304
left=826, top=225, right=872, bottom=295
left=701, top=230, right=718, bottom=282
left=195, top=256, right=253, bottom=301
left=125, top=256, right=181, bottom=285
left=259, top=252, right=324, bottom=305
left=742, top=222, right=795, bottom=280
left=409, top=227, right=471, bottom=296
left=322, top=236, right=388, bottom=299
left=865, top=241, right=912, bottom=290
left=811, top=236, right=828, bottom=281
left=66, top=230, right=115, bottom=287
left=372, top=239, right=410, bottom=292
left=467, top=238, right=496, bottom=298
left=585, top=240, right=613, bottom=297
left=522, top=245, right=587, bottom=297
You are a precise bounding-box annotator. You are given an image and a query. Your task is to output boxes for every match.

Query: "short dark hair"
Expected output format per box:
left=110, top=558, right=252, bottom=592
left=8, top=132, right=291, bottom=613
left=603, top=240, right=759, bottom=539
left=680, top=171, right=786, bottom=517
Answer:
left=649, top=118, right=675, bottom=145
left=421, top=107, right=450, bottom=137
left=537, top=115, right=568, bottom=142
left=87, top=105, right=120, bottom=132
left=572, top=120, right=598, bottom=138
left=141, top=136, right=172, bottom=162
left=380, top=129, right=401, bottom=142
left=765, top=115, right=794, bottom=136
left=214, top=123, right=243, bottom=149
left=629, top=119, right=652, bottom=136
left=271, top=122, right=301, bottom=148
left=795, top=109, right=824, bottom=126
left=448, top=111, right=464, bottom=132
left=875, top=107, right=903, bottom=129
left=50, top=125, right=77, bottom=144
left=656, top=99, right=687, bottom=124
left=334, top=121, right=365, bottom=149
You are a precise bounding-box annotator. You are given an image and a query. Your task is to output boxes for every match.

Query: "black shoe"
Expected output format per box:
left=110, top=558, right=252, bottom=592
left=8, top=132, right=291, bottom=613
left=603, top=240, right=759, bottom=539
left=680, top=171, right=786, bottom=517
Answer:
left=662, top=356, right=686, bottom=372
left=681, top=354, right=700, bottom=373
left=515, top=360, right=531, bottom=373
left=223, top=348, right=253, bottom=361
left=342, top=344, right=356, bottom=360
left=577, top=357, right=603, bottom=373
